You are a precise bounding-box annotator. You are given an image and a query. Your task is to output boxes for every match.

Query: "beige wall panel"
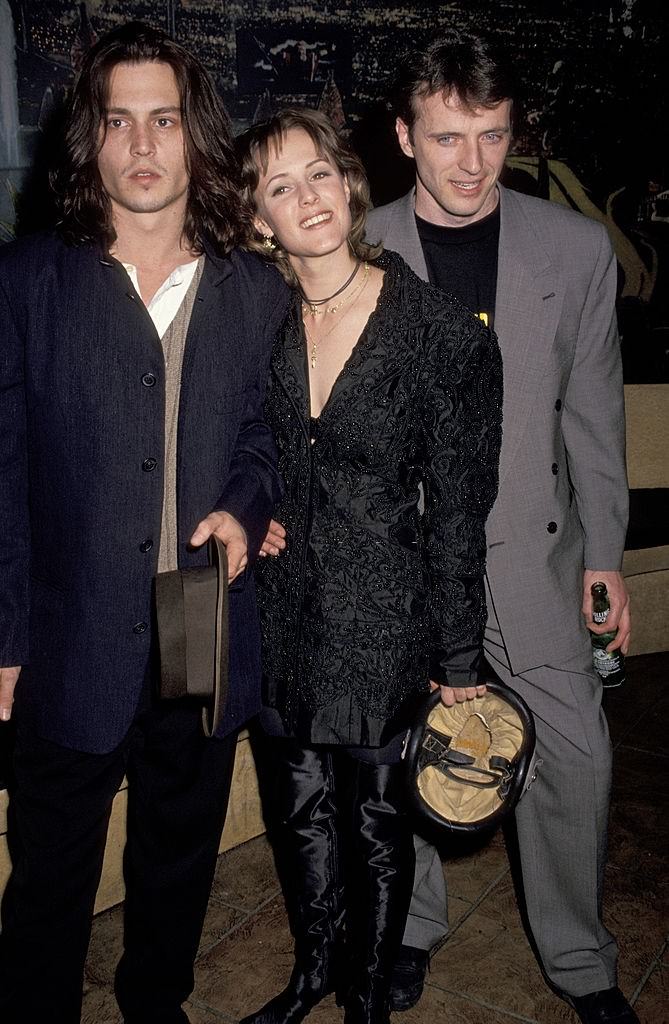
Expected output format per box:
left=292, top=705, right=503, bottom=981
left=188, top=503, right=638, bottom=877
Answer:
left=624, top=384, right=669, bottom=489
left=623, top=545, right=669, bottom=656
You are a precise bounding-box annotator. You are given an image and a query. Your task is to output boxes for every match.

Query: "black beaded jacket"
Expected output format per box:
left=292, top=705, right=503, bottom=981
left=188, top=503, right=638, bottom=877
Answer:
left=256, top=251, right=503, bottom=747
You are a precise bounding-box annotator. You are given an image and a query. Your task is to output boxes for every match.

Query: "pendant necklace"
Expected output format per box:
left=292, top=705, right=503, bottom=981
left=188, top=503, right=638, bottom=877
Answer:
left=303, top=264, right=370, bottom=369
left=300, top=260, right=362, bottom=317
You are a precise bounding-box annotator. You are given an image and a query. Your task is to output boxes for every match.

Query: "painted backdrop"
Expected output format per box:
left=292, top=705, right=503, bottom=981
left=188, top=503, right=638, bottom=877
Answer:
left=2, top=0, right=667, bottom=386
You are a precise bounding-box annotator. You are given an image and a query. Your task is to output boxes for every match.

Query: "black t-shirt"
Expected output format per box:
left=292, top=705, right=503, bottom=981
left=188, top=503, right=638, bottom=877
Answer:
left=415, top=205, right=500, bottom=330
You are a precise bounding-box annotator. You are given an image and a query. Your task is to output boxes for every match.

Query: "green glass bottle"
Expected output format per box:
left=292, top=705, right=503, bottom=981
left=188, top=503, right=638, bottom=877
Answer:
left=590, top=582, right=625, bottom=688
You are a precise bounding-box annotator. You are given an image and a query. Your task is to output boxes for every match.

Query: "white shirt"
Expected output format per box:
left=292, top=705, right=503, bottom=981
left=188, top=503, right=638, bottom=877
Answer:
left=122, top=258, right=200, bottom=339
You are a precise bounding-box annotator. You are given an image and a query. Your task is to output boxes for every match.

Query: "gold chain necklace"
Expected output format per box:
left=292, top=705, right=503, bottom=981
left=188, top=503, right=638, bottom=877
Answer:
left=303, top=265, right=370, bottom=369
left=301, top=262, right=369, bottom=318
left=300, top=261, right=361, bottom=317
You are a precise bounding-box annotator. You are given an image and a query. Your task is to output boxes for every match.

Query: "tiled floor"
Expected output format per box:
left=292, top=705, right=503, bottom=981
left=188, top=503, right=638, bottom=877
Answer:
left=82, top=653, right=669, bottom=1024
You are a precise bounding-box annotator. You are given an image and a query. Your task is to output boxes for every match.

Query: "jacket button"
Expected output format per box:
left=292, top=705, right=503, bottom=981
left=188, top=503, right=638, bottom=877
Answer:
left=139, top=539, right=153, bottom=553
left=551, top=463, right=558, bottom=475
left=133, top=621, right=148, bottom=635
left=142, top=373, right=157, bottom=387
left=547, top=521, right=558, bottom=533
left=555, top=399, right=562, bottom=411
left=142, top=457, right=157, bottom=472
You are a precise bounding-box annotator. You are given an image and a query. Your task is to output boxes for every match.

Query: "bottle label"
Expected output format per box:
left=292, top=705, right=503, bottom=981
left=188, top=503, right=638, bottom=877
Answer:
left=592, top=609, right=609, bottom=625
left=592, top=647, right=623, bottom=677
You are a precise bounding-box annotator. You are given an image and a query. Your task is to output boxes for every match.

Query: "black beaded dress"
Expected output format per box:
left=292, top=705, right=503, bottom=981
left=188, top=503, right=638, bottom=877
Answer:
left=255, top=250, right=503, bottom=747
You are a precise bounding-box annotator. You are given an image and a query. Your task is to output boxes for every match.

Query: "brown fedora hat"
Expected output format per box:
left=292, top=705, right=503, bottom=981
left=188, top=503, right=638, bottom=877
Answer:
left=155, top=535, right=229, bottom=737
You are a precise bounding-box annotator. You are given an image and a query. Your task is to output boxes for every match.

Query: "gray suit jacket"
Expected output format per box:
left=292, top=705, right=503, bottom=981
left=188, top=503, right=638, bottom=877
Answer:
left=366, top=185, right=628, bottom=673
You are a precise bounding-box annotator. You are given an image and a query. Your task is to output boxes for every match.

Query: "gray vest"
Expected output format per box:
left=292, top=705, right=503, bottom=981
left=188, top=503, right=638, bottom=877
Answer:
left=158, top=257, right=205, bottom=573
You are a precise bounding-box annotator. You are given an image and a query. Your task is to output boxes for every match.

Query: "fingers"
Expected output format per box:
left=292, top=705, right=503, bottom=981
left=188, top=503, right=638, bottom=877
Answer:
left=0, top=666, right=21, bottom=722
left=189, top=511, right=249, bottom=583
left=433, top=682, right=486, bottom=707
left=452, top=685, right=486, bottom=702
left=607, top=602, right=632, bottom=655
left=190, top=515, right=216, bottom=548
left=259, top=538, right=284, bottom=557
left=268, top=520, right=286, bottom=541
left=582, top=570, right=630, bottom=626
left=582, top=570, right=632, bottom=656
left=439, top=686, right=457, bottom=707
left=225, top=537, right=248, bottom=583
left=258, top=520, right=287, bottom=559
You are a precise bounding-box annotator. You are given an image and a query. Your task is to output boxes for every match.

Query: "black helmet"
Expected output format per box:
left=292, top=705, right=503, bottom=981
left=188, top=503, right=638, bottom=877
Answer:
left=405, top=682, right=536, bottom=834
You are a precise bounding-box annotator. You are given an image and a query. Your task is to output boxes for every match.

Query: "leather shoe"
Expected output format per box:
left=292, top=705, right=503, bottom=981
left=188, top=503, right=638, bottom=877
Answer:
left=388, top=946, right=429, bottom=1012
left=566, top=986, right=639, bottom=1023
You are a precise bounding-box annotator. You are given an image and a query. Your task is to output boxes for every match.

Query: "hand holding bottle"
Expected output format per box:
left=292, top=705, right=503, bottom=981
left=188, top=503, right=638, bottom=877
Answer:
left=588, top=581, right=626, bottom=688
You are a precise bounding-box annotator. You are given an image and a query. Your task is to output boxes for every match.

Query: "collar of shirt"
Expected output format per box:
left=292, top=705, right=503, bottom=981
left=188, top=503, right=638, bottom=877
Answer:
left=122, top=258, right=201, bottom=338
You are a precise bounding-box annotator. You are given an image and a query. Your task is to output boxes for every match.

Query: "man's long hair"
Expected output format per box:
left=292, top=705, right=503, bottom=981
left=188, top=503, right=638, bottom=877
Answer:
left=50, top=21, right=252, bottom=253
left=393, top=30, right=517, bottom=135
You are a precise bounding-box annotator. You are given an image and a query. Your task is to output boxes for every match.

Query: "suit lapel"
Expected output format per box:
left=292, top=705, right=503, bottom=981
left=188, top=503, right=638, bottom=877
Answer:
left=494, top=186, right=565, bottom=484
left=180, top=248, right=232, bottom=391
left=380, top=190, right=430, bottom=281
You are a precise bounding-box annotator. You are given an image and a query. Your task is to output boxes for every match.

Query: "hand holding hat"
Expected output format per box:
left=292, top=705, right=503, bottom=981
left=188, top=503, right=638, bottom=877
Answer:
left=190, top=510, right=248, bottom=582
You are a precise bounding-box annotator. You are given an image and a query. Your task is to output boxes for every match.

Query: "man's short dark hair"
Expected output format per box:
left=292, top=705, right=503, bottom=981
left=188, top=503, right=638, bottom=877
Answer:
left=50, top=21, right=252, bottom=253
left=393, top=30, right=517, bottom=134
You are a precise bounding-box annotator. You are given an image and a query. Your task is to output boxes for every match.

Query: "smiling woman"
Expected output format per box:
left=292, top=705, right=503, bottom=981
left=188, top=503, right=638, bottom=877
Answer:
left=235, top=108, right=504, bottom=1024
left=239, top=107, right=380, bottom=289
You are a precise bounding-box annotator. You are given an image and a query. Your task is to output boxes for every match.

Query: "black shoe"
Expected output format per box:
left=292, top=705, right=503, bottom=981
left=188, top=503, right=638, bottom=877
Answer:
left=566, top=987, right=639, bottom=1024
left=388, top=946, right=429, bottom=1012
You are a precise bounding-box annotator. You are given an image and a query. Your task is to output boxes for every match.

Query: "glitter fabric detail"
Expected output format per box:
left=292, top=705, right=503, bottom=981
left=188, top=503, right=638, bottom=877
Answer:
left=256, top=250, right=503, bottom=744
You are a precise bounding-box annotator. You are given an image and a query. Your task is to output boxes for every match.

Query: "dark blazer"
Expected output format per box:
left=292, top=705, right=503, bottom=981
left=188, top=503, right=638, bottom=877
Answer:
left=256, top=252, right=502, bottom=746
left=367, top=187, right=628, bottom=673
left=0, top=232, right=288, bottom=753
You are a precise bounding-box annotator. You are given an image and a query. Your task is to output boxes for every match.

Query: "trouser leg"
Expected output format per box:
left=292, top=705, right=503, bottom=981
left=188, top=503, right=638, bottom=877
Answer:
left=343, top=756, right=416, bottom=1024
left=400, top=641, right=617, bottom=996
left=0, top=724, right=127, bottom=1024
left=115, top=702, right=237, bottom=1024
left=487, top=645, right=618, bottom=996
left=401, top=833, right=449, bottom=949
left=240, top=739, right=343, bottom=1024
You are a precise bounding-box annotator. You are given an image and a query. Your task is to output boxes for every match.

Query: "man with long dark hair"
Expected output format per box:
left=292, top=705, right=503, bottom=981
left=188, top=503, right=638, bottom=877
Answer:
left=0, top=21, right=287, bottom=1023
left=367, top=30, right=636, bottom=1024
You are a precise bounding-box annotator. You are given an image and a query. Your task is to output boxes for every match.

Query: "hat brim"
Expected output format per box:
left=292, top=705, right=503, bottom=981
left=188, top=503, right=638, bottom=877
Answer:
left=155, top=535, right=229, bottom=737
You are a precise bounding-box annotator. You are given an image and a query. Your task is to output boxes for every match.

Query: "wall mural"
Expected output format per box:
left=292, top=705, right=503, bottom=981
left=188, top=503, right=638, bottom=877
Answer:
left=0, top=0, right=667, bottom=392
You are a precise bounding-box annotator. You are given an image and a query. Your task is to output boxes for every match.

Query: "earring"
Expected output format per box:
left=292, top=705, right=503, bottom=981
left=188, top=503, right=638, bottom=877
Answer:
left=261, top=235, right=276, bottom=252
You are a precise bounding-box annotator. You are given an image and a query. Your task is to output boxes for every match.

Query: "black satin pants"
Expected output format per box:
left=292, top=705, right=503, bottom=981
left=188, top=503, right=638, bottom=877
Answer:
left=242, top=736, right=415, bottom=1024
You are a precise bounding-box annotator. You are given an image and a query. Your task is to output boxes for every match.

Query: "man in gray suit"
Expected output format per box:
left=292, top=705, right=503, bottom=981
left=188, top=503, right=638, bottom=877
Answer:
left=366, top=31, right=635, bottom=1024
